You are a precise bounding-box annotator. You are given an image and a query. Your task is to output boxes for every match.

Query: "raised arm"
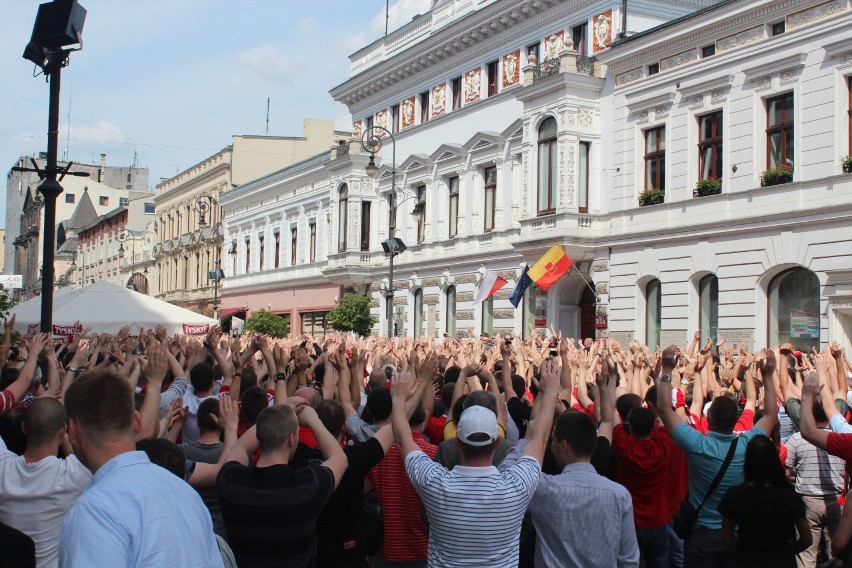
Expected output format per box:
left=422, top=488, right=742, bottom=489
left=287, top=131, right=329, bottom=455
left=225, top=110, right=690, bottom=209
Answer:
left=136, top=341, right=169, bottom=440
left=597, top=355, right=617, bottom=441
left=187, top=396, right=240, bottom=486
left=656, top=346, right=683, bottom=434
left=754, top=349, right=778, bottom=435
left=300, top=405, right=348, bottom=489
left=799, top=370, right=829, bottom=450
left=521, top=357, right=558, bottom=463
left=390, top=370, right=421, bottom=459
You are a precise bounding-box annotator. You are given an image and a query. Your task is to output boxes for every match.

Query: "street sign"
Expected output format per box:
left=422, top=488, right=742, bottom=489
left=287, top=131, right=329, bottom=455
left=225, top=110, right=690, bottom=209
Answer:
left=0, top=275, right=23, bottom=289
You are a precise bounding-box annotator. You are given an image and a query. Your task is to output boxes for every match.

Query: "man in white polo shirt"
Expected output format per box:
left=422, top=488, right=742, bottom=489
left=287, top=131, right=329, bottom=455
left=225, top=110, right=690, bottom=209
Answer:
left=390, top=360, right=559, bottom=567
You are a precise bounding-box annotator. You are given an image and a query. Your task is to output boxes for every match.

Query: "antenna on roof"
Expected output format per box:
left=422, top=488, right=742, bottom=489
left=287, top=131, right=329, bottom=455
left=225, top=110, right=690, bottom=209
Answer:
left=265, top=97, right=270, bottom=136
left=385, top=0, right=389, bottom=36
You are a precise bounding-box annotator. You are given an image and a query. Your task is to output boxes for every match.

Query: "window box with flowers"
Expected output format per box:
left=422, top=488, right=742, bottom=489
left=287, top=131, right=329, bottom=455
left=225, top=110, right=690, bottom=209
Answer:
left=760, top=165, right=793, bottom=187
left=842, top=156, right=852, bottom=174
left=639, top=188, right=665, bottom=206
left=695, top=177, right=722, bottom=197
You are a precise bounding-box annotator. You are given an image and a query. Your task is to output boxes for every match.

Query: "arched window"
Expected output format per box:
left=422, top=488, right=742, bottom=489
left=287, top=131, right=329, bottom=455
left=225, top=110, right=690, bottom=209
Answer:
left=537, top=117, right=557, bottom=215
left=446, top=286, right=457, bottom=337
left=338, top=184, right=348, bottom=252
left=769, top=268, right=820, bottom=351
left=645, top=279, right=662, bottom=348
left=413, top=289, right=424, bottom=338
left=699, top=274, right=719, bottom=344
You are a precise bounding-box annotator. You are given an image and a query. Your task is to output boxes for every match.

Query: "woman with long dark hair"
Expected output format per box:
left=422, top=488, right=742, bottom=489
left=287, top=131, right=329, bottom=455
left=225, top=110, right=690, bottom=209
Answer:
left=718, top=435, right=811, bottom=567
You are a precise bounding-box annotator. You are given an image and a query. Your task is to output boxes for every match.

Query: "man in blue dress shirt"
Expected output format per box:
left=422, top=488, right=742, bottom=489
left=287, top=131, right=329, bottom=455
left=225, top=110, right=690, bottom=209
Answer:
left=59, top=351, right=223, bottom=568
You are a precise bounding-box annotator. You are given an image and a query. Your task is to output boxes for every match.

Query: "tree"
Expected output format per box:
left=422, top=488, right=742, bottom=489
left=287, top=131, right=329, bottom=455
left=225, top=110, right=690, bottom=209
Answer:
left=327, top=293, right=376, bottom=337
left=0, top=285, right=12, bottom=319
left=243, top=309, right=289, bottom=338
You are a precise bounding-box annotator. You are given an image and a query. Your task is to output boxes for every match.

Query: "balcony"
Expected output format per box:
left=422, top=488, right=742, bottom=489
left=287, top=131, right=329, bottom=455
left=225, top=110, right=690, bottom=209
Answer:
left=323, top=251, right=381, bottom=287
left=525, top=50, right=600, bottom=85
left=224, top=262, right=328, bottom=292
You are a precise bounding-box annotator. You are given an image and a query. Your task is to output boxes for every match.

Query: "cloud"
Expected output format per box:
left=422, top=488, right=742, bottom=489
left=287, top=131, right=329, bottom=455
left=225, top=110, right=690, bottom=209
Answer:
left=296, top=17, right=316, bottom=36
left=233, top=44, right=293, bottom=84
left=340, top=0, right=431, bottom=56
left=66, top=120, right=128, bottom=144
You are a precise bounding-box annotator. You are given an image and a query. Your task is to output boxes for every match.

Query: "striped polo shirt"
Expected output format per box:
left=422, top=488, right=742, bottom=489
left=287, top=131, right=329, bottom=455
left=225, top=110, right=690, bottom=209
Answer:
left=786, top=430, right=845, bottom=496
left=404, top=451, right=541, bottom=567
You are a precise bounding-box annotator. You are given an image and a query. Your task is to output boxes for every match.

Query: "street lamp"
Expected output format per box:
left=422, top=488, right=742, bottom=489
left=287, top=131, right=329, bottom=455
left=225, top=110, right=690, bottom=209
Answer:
left=117, top=229, right=139, bottom=291
left=361, top=126, right=422, bottom=337
left=15, top=0, right=87, bottom=332
left=195, top=195, right=223, bottom=319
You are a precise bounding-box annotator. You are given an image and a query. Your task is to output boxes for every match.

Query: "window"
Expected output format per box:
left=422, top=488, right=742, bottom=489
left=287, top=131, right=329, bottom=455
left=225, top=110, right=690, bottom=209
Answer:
left=301, top=311, right=330, bottom=338
left=230, top=241, right=236, bottom=274
left=699, top=274, right=719, bottom=344
left=766, top=93, right=794, bottom=169
left=579, top=142, right=590, bottom=212
left=309, top=222, right=317, bottom=262
left=144, top=202, right=155, bottom=214
left=338, top=184, right=348, bottom=252
left=119, top=197, right=129, bottom=207
left=537, top=117, right=558, bottom=214
left=99, top=196, right=109, bottom=206
left=483, top=167, right=496, bottom=232
left=527, top=43, right=540, bottom=64
left=126, top=173, right=131, bottom=183
left=645, top=279, right=662, bottom=348
left=366, top=116, right=374, bottom=129
left=258, top=235, right=265, bottom=271
left=245, top=238, right=251, bottom=273
left=65, top=194, right=75, bottom=204
left=416, top=185, right=426, bottom=243
left=291, top=227, right=298, bottom=265
left=769, top=268, right=820, bottom=351
left=446, top=286, right=457, bottom=337
left=391, top=104, right=400, bottom=134
left=448, top=177, right=459, bottom=238
left=772, top=21, right=785, bottom=36
left=487, top=60, right=499, bottom=96
left=848, top=77, right=852, bottom=153
left=648, top=63, right=660, bottom=75
left=702, top=44, right=716, bottom=58
left=482, top=297, right=494, bottom=335
left=572, top=23, right=587, bottom=55
left=274, top=231, right=280, bottom=269
left=413, top=289, right=424, bottom=338
left=420, top=91, right=429, bottom=123
left=452, top=76, right=462, bottom=110
left=195, top=252, right=201, bottom=285
left=698, top=111, right=723, bottom=181
left=360, top=201, right=371, bottom=251
left=644, top=126, right=666, bottom=191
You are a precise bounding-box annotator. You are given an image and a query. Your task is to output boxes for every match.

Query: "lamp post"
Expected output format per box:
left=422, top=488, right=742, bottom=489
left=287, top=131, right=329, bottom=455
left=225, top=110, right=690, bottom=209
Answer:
left=361, top=126, right=421, bottom=338
left=117, top=229, right=137, bottom=290
left=196, top=196, right=223, bottom=320
left=15, top=0, right=87, bottom=332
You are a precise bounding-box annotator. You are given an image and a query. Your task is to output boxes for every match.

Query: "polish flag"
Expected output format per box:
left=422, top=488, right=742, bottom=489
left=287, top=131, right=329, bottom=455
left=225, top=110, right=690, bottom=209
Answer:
left=474, top=269, right=508, bottom=303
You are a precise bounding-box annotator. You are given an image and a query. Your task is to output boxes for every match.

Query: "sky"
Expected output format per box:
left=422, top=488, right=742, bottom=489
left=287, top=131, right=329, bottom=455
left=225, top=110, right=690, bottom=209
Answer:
left=0, top=0, right=432, bottom=228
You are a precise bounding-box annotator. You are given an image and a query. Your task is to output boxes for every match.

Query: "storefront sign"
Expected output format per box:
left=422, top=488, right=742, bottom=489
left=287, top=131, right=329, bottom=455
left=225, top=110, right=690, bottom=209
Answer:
left=534, top=318, right=547, bottom=327
left=182, top=324, right=210, bottom=335
left=790, top=310, right=819, bottom=338
left=595, top=315, right=608, bottom=329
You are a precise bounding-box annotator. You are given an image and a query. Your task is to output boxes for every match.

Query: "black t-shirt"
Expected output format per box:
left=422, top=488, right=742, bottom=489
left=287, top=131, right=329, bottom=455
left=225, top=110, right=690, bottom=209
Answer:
left=507, top=397, right=532, bottom=438
left=217, top=460, right=334, bottom=568
left=718, top=483, right=805, bottom=568
left=291, top=438, right=385, bottom=565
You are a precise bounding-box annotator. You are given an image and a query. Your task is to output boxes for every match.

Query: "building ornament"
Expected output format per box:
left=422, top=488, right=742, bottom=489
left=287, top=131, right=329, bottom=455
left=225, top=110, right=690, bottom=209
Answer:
left=716, top=26, right=764, bottom=53
left=787, top=1, right=847, bottom=29
left=456, top=310, right=474, bottom=320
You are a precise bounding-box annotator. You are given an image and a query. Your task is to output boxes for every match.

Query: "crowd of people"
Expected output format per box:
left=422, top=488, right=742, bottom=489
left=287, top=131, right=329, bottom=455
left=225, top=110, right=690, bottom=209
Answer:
left=1, top=316, right=852, bottom=568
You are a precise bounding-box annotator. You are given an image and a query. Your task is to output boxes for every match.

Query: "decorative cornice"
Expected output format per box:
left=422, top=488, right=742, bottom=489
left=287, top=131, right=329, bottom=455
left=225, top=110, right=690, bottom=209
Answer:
left=678, top=74, right=735, bottom=98
left=742, top=52, right=807, bottom=82
left=824, top=36, right=852, bottom=59
left=625, top=92, right=676, bottom=114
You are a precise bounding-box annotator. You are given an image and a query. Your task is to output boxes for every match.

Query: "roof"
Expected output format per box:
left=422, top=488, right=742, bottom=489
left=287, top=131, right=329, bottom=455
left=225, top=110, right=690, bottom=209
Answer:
left=76, top=206, right=128, bottom=234
left=65, top=190, right=98, bottom=232
left=56, top=236, right=78, bottom=256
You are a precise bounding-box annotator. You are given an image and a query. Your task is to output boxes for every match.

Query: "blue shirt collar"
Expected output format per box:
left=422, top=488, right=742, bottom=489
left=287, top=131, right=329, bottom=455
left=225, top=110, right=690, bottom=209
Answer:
left=92, top=451, right=151, bottom=485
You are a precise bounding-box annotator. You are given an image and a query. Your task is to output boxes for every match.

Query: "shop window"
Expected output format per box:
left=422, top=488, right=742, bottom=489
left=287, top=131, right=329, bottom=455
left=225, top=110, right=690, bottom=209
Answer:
left=699, top=274, right=719, bottom=344
left=769, top=268, right=820, bottom=351
left=645, top=279, right=662, bottom=348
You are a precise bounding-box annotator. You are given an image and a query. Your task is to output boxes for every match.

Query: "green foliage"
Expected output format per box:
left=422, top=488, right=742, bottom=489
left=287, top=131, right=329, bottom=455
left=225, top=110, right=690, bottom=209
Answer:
left=638, top=188, right=665, bottom=206
left=243, top=309, right=289, bottom=338
left=0, top=285, right=12, bottom=319
left=760, top=165, right=793, bottom=187
left=327, top=294, right=376, bottom=337
left=695, top=177, right=722, bottom=197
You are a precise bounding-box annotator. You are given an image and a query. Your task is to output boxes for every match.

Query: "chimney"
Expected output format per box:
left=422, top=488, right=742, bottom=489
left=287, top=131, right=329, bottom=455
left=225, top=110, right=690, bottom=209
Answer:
left=98, top=154, right=106, bottom=183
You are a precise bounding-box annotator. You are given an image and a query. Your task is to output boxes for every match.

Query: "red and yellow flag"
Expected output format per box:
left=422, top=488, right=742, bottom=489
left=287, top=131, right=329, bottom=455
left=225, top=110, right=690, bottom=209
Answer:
left=528, top=245, right=573, bottom=291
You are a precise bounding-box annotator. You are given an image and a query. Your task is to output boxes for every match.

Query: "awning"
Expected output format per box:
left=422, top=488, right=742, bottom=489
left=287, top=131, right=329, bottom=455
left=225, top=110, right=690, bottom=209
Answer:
left=218, top=307, right=246, bottom=319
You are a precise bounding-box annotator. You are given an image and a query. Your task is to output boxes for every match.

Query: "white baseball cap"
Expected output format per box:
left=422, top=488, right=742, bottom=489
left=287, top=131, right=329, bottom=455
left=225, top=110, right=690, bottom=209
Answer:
left=457, top=406, right=499, bottom=446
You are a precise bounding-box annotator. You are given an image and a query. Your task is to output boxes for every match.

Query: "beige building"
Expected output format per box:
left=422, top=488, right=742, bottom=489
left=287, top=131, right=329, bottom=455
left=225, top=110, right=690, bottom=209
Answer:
left=153, top=119, right=350, bottom=315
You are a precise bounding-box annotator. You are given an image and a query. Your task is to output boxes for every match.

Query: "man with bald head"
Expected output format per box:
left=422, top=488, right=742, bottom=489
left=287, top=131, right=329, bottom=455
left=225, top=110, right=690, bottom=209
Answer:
left=59, top=369, right=222, bottom=568
left=0, top=398, right=91, bottom=568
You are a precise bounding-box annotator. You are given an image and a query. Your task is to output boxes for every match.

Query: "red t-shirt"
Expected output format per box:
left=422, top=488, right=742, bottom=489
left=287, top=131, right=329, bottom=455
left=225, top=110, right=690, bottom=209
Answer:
left=424, top=416, right=447, bottom=445
left=666, top=443, right=689, bottom=518
left=827, top=432, right=852, bottom=461
left=611, top=424, right=674, bottom=529
left=689, top=408, right=754, bottom=434
left=368, top=432, right=437, bottom=562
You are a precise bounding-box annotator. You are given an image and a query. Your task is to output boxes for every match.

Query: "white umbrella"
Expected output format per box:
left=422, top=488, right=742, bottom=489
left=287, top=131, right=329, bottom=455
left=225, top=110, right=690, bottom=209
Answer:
left=9, top=281, right=217, bottom=336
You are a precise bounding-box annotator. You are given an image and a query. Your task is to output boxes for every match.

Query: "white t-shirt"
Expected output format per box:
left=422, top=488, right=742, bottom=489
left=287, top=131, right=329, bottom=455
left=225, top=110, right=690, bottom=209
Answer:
left=180, top=385, right=218, bottom=444
left=0, top=437, right=92, bottom=568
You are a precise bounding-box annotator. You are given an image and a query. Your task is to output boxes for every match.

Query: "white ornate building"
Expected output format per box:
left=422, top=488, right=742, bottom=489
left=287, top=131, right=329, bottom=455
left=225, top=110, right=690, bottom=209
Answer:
left=219, top=0, right=852, bottom=352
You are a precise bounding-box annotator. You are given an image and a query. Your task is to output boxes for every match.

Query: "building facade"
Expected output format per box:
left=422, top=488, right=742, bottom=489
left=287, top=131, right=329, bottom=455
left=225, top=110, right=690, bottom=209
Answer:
left=5, top=153, right=148, bottom=278
left=217, top=0, right=852, bottom=352
left=153, top=120, right=351, bottom=315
